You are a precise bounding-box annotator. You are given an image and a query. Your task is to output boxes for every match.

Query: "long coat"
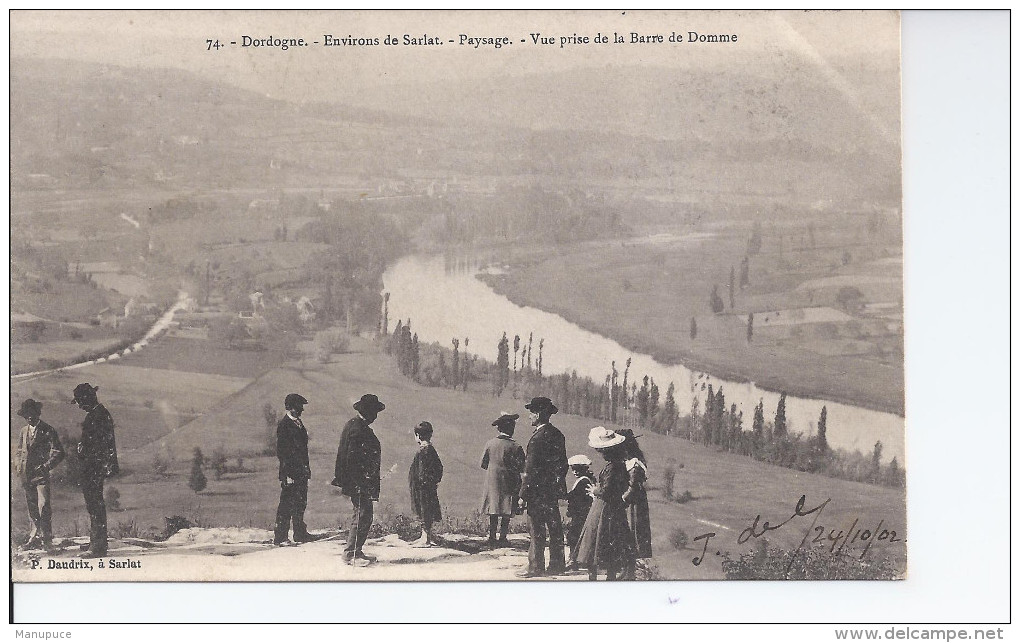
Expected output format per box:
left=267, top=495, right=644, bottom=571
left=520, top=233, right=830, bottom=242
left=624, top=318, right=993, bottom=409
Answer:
left=574, top=460, right=637, bottom=570
left=625, top=458, right=653, bottom=558
left=409, top=443, right=443, bottom=523
left=520, top=423, right=568, bottom=506
left=332, top=415, right=381, bottom=499
left=79, top=404, right=118, bottom=479
left=277, top=415, right=310, bottom=482
left=479, top=434, right=525, bottom=516
left=14, top=420, right=65, bottom=486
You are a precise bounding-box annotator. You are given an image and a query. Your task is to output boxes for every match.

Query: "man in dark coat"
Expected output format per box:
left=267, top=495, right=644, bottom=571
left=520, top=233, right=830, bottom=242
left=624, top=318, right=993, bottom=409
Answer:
left=517, top=396, right=568, bottom=577
left=71, top=383, right=118, bottom=558
left=275, top=393, right=316, bottom=545
left=14, top=398, right=65, bottom=550
left=332, top=393, right=384, bottom=565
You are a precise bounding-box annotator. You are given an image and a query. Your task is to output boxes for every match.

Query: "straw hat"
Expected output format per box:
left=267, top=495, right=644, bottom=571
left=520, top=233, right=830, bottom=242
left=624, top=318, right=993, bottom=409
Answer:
left=587, top=426, right=625, bottom=449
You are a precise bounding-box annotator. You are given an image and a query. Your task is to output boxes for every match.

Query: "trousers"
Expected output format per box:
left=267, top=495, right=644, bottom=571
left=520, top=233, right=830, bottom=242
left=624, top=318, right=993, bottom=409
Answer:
left=526, top=500, right=565, bottom=574
left=344, top=492, right=374, bottom=559
left=25, top=482, right=53, bottom=541
left=274, top=479, right=308, bottom=543
left=81, top=474, right=108, bottom=554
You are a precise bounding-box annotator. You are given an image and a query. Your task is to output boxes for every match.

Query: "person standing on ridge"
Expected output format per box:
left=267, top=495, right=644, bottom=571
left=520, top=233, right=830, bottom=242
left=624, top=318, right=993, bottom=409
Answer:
left=517, top=396, right=568, bottom=578
left=332, top=393, right=385, bottom=566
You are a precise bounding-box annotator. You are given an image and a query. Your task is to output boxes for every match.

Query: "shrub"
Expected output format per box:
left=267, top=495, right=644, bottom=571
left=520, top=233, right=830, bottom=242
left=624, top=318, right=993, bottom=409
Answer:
left=676, top=490, right=695, bottom=504
left=210, top=448, right=228, bottom=480
left=162, top=516, right=193, bottom=540
left=669, top=526, right=689, bottom=550
left=662, top=461, right=677, bottom=500
left=112, top=518, right=139, bottom=539
left=721, top=537, right=901, bottom=580
left=152, top=448, right=173, bottom=476
left=105, top=486, right=123, bottom=512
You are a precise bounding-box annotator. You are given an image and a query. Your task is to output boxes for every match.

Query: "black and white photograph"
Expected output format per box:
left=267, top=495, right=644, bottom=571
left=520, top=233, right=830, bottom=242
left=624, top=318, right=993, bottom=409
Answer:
left=11, top=9, right=910, bottom=585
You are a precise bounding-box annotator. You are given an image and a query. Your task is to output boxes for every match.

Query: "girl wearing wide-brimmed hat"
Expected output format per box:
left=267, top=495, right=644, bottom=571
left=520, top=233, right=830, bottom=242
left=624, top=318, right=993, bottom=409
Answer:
left=573, top=427, right=638, bottom=581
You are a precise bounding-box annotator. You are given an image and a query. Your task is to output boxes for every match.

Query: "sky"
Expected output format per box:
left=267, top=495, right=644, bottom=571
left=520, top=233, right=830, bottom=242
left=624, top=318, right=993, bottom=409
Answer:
left=11, top=10, right=900, bottom=106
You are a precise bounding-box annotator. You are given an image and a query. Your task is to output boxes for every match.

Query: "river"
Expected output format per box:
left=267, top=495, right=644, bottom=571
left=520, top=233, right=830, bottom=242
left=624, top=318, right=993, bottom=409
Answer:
left=383, top=253, right=905, bottom=464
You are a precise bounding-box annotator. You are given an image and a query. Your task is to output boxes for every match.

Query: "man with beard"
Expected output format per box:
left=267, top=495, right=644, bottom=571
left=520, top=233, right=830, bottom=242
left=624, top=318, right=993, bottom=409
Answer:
left=517, top=396, right=568, bottom=577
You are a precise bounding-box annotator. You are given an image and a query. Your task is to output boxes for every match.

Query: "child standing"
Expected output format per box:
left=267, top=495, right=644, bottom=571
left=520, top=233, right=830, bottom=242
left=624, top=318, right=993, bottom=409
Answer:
left=565, top=454, right=595, bottom=568
left=408, top=421, right=443, bottom=547
left=480, top=412, right=526, bottom=546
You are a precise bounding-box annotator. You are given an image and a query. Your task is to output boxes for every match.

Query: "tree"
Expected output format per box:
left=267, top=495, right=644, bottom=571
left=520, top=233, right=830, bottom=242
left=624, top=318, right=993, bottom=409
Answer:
left=496, top=332, right=510, bottom=395
left=870, top=441, right=884, bottom=483
left=752, top=398, right=766, bottom=447
left=729, top=266, right=735, bottom=309
left=451, top=338, right=460, bottom=389
left=380, top=292, right=390, bottom=336
left=747, top=312, right=754, bottom=343
left=636, top=376, right=650, bottom=426
left=690, top=316, right=697, bottom=340
left=659, top=382, right=678, bottom=435
left=740, top=256, right=750, bottom=288
left=512, top=334, right=521, bottom=378
left=649, top=379, right=660, bottom=421
left=537, top=339, right=545, bottom=376
left=886, top=456, right=903, bottom=487
left=262, top=402, right=278, bottom=456
left=710, top=285, right=725, bottom=314
left=817, top=406, right=829, bottom=455
left=774, top=393, right=788, bottom=438
left=620, top=357, right=631, bottom=410
left=210, top=316, right=249, bottom=349
left=526, top=332, right=534, bottom=372
left=188, top=448, right=207, bottom=494
left=747, top=221, right=763, bottom=255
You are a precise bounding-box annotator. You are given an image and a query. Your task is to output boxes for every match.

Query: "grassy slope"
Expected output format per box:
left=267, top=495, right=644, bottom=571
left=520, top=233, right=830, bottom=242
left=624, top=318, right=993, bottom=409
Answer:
left=481, top=231, right=904, bottom=416
left=11, top=340, right=905, bottom=579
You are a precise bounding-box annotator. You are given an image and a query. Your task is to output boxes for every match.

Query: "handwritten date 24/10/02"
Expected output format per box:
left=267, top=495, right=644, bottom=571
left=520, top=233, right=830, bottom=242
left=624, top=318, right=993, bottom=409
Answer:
left=691, top=495, right=903, bottom=567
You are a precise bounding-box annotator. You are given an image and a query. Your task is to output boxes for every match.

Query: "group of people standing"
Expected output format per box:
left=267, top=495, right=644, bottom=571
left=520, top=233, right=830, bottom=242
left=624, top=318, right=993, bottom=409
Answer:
left=276, top=391, right=652, bottom=578
left=14, top=383, right=119, bottom=558
left=477, top=396, right=652, bottom=580
left=16, top=384, right=650, bottom=579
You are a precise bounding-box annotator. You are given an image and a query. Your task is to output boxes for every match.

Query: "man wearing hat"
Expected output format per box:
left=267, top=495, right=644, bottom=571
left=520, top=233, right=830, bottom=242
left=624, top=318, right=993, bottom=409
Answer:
left=71, top=383, right=118, bottom=558
left=479, top=411, right=526, bottom=546
left=517, top=396, right=568, bottom=577
left=13, top=399, right=65, bottom=550
left=332, top=393, right=385, bottom=565
left=274, top=393, right=316, bottom=545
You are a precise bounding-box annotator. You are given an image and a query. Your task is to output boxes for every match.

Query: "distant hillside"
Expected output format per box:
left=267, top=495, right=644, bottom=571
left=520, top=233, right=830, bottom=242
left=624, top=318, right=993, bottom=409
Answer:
left=11, top=57, right=900, bottom=207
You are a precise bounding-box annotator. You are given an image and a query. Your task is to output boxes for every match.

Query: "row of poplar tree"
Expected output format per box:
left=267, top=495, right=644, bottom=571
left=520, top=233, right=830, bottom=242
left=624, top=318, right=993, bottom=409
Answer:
left=379, top=319, right=903, bottom=488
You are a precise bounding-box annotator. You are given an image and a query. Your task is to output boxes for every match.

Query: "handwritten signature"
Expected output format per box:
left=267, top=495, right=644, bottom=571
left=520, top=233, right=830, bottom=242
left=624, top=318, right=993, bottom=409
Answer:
left=691, top=495, right=903, bottom=574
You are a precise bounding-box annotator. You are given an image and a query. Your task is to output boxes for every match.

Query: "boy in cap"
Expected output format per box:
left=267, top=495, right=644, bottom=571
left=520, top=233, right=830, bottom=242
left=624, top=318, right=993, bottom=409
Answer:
left=71, top=383, right=118, bottom=558
left=564, top=454, right=595, bottom=568
left=479, top=411, right=525, bottom=546
left=332, top=393, right=385, bottom=565
left=275, top=393, right=316, bottom=545
left=13, top=399, right=65, bottom=550
left=408, top=421, right=443, bottom=547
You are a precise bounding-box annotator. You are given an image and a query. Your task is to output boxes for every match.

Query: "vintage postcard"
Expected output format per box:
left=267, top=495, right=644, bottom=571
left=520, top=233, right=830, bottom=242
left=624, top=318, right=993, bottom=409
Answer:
left=10, top=9, right=904, bottom=583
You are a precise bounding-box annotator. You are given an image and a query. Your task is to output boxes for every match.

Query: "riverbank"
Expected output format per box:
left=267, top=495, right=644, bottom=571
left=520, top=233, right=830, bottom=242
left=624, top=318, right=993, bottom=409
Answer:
left=475, top=235, right=904, bottom=417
